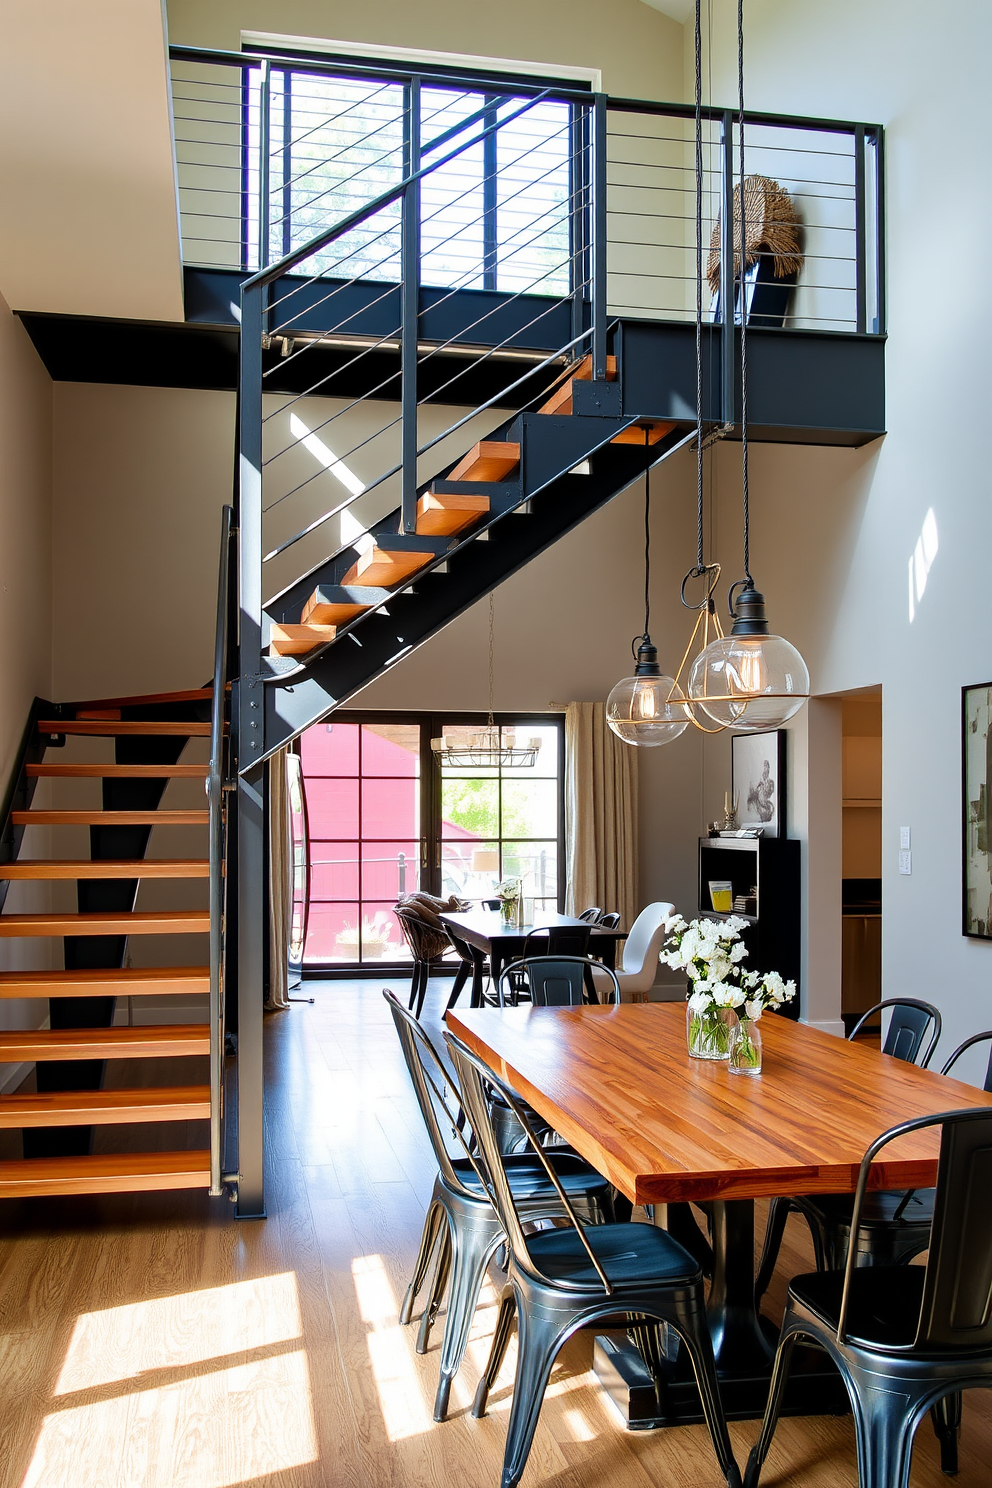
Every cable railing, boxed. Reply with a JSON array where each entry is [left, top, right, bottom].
[[171, 46, 882, 341]]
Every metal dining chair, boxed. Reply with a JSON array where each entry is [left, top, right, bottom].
[[578, 906, 603, 923], [598, 910, 621, 929], [443, 923, 487, 1012], [497, 955, 620, 1007], [755, 996, 942, 1307], [384, 991, 614, 1421], [744, 1106, 992, 1488], [447, 1035, 742, 1488], [503, 924, 593, 1005], [394, 904, 450, 1017]]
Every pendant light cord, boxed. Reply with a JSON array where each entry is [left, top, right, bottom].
[[737, 0, 753, 589], [644, 470, 651, 639], [487, 590, 496, 731], [694, 0, 705, 575]]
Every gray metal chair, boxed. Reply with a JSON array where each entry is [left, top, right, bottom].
[[755, 997, 941, 1305], [745, 1106, 992, 1488], [578, 906, 603, 922], [447, 1034, 742, 1488], [598, 910, 622, 929], [384, 990, 614, 1421]]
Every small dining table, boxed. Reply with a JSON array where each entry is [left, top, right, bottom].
[[439, 907, 627, 1005], [446, 1000, 992, 1428]]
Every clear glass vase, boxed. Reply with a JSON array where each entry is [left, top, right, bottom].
[[728, 1016, 763, 1075], [686, 1002, 732, 1060], [500, 898, 517, 925]]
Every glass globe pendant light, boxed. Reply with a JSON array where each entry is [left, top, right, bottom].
[[687, 0, 809, 732], [606, 471, 689, 747]]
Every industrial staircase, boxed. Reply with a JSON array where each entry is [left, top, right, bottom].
[[0, 690, 220, 1201], [0, 53, 885, 1219]]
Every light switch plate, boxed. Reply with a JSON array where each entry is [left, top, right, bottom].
[[900, 826, 911, 850], [899, 849, 912, 875]]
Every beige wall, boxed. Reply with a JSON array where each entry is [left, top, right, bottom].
[[0, 290, 54, 1062], [166, 0, 686, 102], [0, 0, 183, 322]]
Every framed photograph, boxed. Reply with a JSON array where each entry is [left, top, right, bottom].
[[962, 684, 992, 937], [732, 730, 786, 839]]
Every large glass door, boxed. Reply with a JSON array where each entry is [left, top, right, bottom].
[[298, 713, 564, 970]]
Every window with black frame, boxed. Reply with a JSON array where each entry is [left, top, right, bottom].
[[297, 714, 563, 969], [241, 60, 574, 294]]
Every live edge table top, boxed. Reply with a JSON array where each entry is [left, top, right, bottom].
[[446, 1002, 992, 1206]]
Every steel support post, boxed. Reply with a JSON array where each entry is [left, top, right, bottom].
[[590, 94, 608, 381], [854, 124, 867, 335], [400, 77, 421, 534], [720, 110, 736, 425], [235, 282, 266, 1219]]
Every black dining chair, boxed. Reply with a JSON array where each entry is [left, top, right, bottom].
[[443, 924, 488, 1012], [384, 992, 614, 1422], [598, 910, 622, 929], [497, 955, 620, 1007], [394, 904, 451, 1017], [755, 997, 941, 1306], [744, 1106, 992, 1488], [447, 1035, 742, 1488], [578, 906, 603, 923]]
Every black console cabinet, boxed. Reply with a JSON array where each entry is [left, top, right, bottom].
[[698, 836, 801, 1019]]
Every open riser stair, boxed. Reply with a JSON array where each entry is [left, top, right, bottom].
[[0, 691, 217, 1201]]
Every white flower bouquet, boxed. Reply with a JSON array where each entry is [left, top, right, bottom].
[[660, 912, 795, 1064], [495, 878, 522, 923]]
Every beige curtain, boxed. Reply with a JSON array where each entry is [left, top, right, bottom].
[[266, 749, 292, 1011], [564, 702, 639, 930]]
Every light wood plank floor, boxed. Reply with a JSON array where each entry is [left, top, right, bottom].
[[1, 978, 991, 1488]]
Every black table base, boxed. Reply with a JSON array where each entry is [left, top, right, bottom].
[[593, 1198, 850, 1428]]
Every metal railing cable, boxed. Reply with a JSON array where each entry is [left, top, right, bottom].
[[207, 504, 234, 1197]]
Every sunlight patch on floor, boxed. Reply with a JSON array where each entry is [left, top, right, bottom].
[[55, 1272, 303, 1394], [23, 1349, 318, 1488], [353, 1253, 435, 1441], [22, 1273, 318, 1488]]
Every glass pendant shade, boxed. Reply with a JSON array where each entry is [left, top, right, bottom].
[[606, 638, 690, 746], [687, 588, 809, 731]]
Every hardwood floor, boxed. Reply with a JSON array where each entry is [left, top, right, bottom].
[[1, 977, 990, 1488]]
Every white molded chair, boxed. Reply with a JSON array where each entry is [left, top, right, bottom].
[[592, 900, 674, 1002]]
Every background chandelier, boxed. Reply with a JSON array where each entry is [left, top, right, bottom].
[[606, 467, 690, 746], [687, 0, 809, 732], [431, 593, 541, 767]]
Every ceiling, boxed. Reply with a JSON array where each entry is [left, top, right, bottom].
[[639, 0, 695, 22]]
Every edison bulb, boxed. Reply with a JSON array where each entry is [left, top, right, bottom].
[[687, 633, 809, 730], [606, 673, 690, 745]]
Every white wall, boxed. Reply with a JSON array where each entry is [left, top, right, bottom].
[[680, 0, 992, 1068], [0, 289, 55, 1071]]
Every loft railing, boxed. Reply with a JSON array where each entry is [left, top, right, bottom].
[[170, 44, 884, 340]]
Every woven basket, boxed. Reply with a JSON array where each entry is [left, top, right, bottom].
[[707, 175, 803, 295]]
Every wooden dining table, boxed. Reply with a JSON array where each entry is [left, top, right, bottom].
[[446, 1000, 992, 1428], [439, 907, 627, 1005]]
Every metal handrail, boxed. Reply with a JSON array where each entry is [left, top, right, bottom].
[[207, 504, 234, 1197]]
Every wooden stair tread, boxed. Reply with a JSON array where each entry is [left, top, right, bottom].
[[340, 545, 433, 588], [269, 622, 336, 657], [13, 809, 208, 825], [538, 354, 618, 416], [38, 720, 212, 736], [61, 688, 214, 710], [0, 1151, 212, 1199], [447, 440, 520, 483], [415, 490, 489, 537], [0, 860, 209, 880], [0, 1025, 210, 1060], [0, 1086, 211, 1128], [27, 763, 209, 778], [0, 910, 209, 936], [610, 420, 676, 446], [0, 966, 209, 997]]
